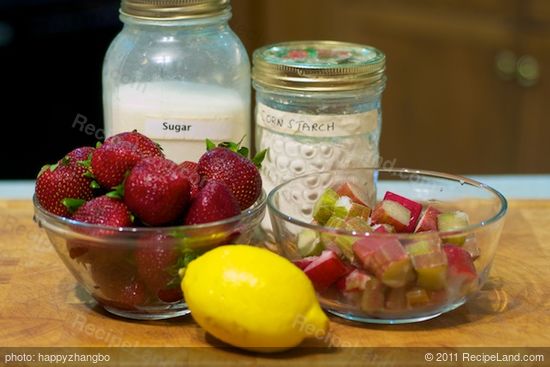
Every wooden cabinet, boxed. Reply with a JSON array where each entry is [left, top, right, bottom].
[[516, 0, 550, 172], [231, 0, 550, 173]]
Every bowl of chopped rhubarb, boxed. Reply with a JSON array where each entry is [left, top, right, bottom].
[[267, 168, 507, 323]]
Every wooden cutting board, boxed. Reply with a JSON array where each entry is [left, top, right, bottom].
[[0, 200, 549, 366]]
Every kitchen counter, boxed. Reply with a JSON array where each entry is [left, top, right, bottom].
[[3, 175, 550, 199], [1, 178, 550, 366]]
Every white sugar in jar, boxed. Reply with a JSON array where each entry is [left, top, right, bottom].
[[252, 41, 386, 197], [105, 81, 248, 161], [103, 0, 250, 162]]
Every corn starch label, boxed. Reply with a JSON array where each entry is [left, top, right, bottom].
[[256, 103, 378, 138]]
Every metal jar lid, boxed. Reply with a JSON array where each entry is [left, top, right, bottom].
[[252, 40, 386, 92], [120, 0, 230, 20]]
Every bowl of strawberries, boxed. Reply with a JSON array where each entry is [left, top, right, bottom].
[[33, 131, 266, 320], [267, 168, 507, 323]]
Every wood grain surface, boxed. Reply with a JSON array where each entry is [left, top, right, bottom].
[[0, 200, 549, 365]]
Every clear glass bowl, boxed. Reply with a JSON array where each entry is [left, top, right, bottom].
[[33, 191, 266, 320], [267, 168, 507, 324]]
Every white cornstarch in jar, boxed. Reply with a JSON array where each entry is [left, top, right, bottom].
[[252, 41, 386, 200]]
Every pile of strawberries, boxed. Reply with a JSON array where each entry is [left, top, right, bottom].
[[36, 131, 264, 226], [35, 131, 264, 309]]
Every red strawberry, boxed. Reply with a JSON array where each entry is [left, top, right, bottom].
[[88, 247, 146, 310], [90, 131, 163, 189], [116, 280, 147, 309], [105, 130, 163, 158], [177, 161, 203, 198], [124, 157, 191, 226], [64, 146, 94, 167], [157, 288, 183, 303], [72, 195, 133, 226], [184, 180, 240, 225], [35, 161, 94, 217], [135, 234, 182, 303], [179, 160, 198, 171], [198, 141, 264, 210], [90, 143, 141, 189], [93, 279, 147, 311], [67, 241, 90, 259], [67, 196, 132, 266], [62, 147, 96, 191]]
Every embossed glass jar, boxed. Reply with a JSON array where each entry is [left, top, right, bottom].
[[252, 41, 386, 198]]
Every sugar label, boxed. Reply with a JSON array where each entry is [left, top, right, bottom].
[[144, 118, 234, 141]]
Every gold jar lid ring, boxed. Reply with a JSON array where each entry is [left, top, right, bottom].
[[121, 0, 230, 20], [253, 40, 386, 92]]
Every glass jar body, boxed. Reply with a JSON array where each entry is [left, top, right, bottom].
[[103, 14, 250, 162], [254, 85, 384, 196]]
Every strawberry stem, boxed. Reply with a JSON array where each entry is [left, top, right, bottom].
[[205, 137, 268, 167], [106, 189, 122, 199], [106, 177, 126, 199], [79, 152, 95, 181], [62, 198, 86, 214]]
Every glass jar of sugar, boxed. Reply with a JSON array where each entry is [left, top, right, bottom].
[[252, 41, 386, 196], [103, 0, 250, 162]]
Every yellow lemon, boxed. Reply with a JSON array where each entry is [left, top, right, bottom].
[[181, 245, 329, 352]]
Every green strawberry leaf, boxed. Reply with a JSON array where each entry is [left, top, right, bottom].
[[60, 156, 71, 166], [237, 146, 249, 158], [78, 152, 93, 169], [169, 230, 185, 239], [106, 170, 129, 199], [252, 148, 268, 168], [106, 191, 120, 199], [37, 165, 50, 177], [218, 141, 243, 154], [206, 136, 267, 166], [62, 198, 86, 214], [209, 136, 257, 159], [95, 141, 102, 149], [49, 163, 59, 172], [90, 180, 101, 189], [206, 139, 216, 151], [106, 184, 124, 199], [79, 153, 95, 181], [166, 248, 200, 286], [179, 249, 199, 267]]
